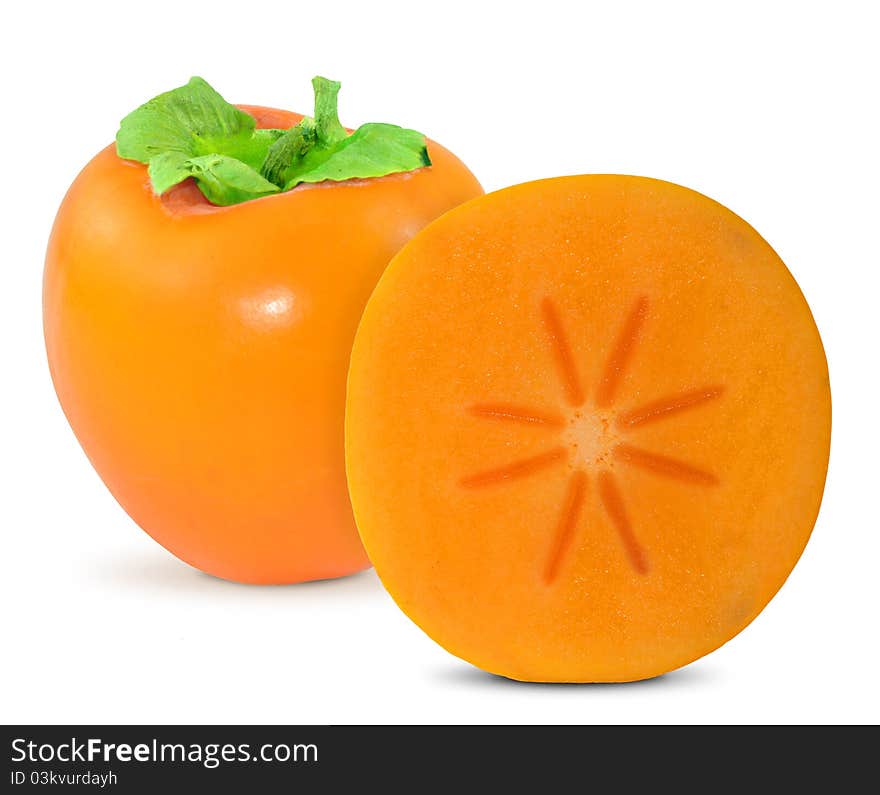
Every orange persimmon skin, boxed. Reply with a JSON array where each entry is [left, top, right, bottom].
[[346, 175, 831, 681], [43, 105, 482, 584]]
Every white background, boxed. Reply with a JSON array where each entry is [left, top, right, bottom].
[[1, 0, 877, 725]]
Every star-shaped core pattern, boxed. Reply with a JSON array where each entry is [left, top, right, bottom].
[[460, 296, 723, 583]]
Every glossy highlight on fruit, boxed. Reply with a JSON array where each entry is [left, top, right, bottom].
[[346, 175, 831, 681], [44, 103, 483, 584]]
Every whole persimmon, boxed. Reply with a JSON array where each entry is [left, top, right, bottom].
[[44, 77, 482, 583]]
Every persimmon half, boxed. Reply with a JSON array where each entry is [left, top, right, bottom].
[[44, 80, 482, 584], [346, 175, 831, 681]]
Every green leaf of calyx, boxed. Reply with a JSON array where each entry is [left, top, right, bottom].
[[283, 123, 430, 189], [184, 155, 280, 206], [261, 76, 431, 190], [116, 77, 281, 167], [116, 75, 431, 207], [147, 151, 191, 195], [116, 76, 283, 204]]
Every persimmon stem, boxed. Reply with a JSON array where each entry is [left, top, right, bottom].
[[312, 77, 347, 145]]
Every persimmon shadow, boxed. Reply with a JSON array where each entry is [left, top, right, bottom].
[[434, 662, 716, 689], [91, 550, 382, 598]]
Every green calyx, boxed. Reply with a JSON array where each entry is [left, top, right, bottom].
[[115, 76, 431, 206]]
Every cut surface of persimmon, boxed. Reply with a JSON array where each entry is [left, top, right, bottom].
[[346, 175, 831, 682]]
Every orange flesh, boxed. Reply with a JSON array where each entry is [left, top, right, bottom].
[[43, 105, 482, 584], [346, 175, 831, 681]]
